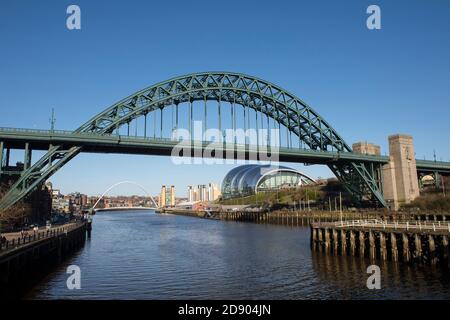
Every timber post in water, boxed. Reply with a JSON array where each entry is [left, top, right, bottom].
[[310, 220, 450, 267]]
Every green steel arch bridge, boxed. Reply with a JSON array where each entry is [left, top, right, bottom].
[[0, 72, 449, 210]]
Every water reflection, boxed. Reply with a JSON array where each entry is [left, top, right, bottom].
[[26, 211, 450, 299], [311, 249, 450, 299]]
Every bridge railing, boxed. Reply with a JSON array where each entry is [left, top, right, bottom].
[[0, 126, 358, 150], [0, 127, 392, 163], [0, 127, 74, 135]]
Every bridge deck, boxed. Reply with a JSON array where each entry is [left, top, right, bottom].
[[0, 127, 391, 164], [2, 127, 450, 173], [416, 159, 450, 173]]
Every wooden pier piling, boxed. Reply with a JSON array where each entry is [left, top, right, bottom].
[[391, 233, 398, 262], [350, 230, 356, 256], [359, 231, 366, 258], [380, 232, 387, 260], [414, 234, 422, 260], [369, 231, 376, 261], [402, 233, 410, 262], [333, 229, 339, 254], [311, 219, 450, 267], [428, 235, 437, 264], [341, 229, 347, 256]]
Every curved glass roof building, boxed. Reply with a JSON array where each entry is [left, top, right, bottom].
[[221, 164, 316, 200]]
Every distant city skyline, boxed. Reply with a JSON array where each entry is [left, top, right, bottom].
[[1, 0, 449, 195]]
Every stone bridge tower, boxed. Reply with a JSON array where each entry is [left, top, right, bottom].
[[382, 134, 420, 209], [353, 134, 420, 210]]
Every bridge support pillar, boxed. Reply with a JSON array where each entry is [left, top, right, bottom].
[[433, 171, 441, 189], [5, 146, 10, 168], [382, 134, 420, 210], [0, 141, 3, 174], [24, 142, 32, 170]]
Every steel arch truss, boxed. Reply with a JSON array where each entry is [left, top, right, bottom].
[[0, 72, 387, 210], [76, 72, 350, 152]]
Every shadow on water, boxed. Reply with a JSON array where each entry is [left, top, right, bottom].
[[1, 236, 89, 300]]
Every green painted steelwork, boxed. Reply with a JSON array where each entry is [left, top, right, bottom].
[[4, 72, 445, 210], [0, 128, 390, 163], [416, 159, 450, 174], [0, 141, 3, 175]]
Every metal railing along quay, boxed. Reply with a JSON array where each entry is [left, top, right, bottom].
[[312, 219, 450, 234], [0, 222, 86, 255]]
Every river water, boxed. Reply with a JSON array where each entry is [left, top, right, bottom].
[[26, 210, 450, 299]]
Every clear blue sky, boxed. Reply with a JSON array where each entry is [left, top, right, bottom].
[[1, 0, 449, 197]]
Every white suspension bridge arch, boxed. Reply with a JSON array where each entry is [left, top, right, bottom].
[[92, 180, 159, 210]]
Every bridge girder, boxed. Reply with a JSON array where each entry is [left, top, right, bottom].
[[0, 72, 388, 210]]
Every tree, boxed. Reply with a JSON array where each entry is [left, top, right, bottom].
[[0, 185, 33, 232]]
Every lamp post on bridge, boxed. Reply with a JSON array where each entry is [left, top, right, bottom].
[[49, 108, 56, 133]]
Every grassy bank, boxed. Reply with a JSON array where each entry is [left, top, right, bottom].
[[404, 193, 450, 211]]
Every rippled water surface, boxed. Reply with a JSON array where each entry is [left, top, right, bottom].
[[27, 210, 450, 299]]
